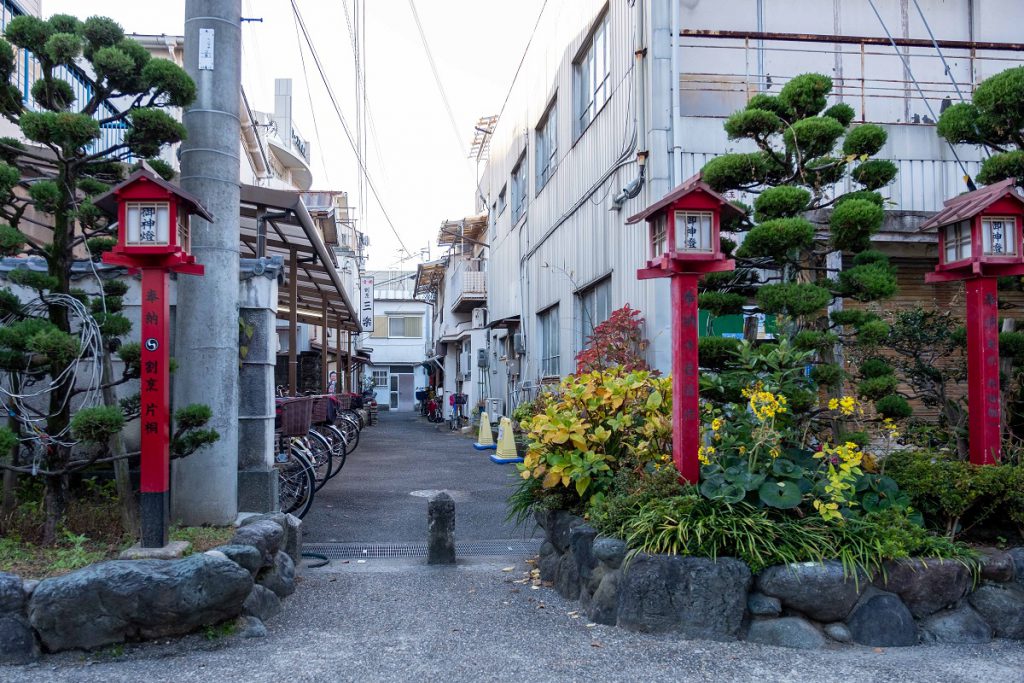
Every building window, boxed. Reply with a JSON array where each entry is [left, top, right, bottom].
[[573, 13, 610, 139], [982, 216, 1017, 256], [372, 315, 423, 338], [498, 185, 507, 215], [577, 277, 612, 350], [535, 101, 557, 193], [538, 305, 560, 377], [675, 210, 714, 252], [387, 316, 423, 338], [372, 369, 388, 387], [944, 220, 972, 262], [511, 155, 527, 225]]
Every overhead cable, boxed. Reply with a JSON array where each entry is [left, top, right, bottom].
[[289, 0, 412, 257]]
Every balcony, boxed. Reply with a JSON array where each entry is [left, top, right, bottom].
[[450, 266, 486, 314]]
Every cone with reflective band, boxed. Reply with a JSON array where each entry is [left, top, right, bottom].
[[473, 409, 496, 450], [490, 417, 523, 464]]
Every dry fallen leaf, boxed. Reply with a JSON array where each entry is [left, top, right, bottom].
[[585, 623, 597, 628], [531, 585, 540, 590], [501, 566, 516, 572], [873, 648, 885, 654], [591, 641, 603, 648]]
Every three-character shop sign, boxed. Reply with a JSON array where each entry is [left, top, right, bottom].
[[360, 275, 375, 332], [626, 174, 745, 483], [921, 177, 1024, 466], [98, 168, 213, 547]]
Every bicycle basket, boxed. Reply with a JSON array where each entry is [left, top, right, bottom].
[[334, 393, 352, 410], [310, 395, 330, 423], [276, 397, 313, 437]]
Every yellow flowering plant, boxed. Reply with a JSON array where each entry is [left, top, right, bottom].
[[515, 368, 673, 509]]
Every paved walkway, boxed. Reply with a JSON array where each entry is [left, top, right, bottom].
[[4, 412, 1024, 682], [302, 411, 534, 543]]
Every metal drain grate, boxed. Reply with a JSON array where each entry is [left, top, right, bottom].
[[304, 539, 541, 560]]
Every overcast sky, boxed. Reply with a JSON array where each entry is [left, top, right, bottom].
[[44, 0, 545, 269]]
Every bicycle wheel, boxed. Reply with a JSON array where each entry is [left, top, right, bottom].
[[312, 423, 348, 478], [302, 430, 334, 492], [336, 414, 360, 452], [277, 446, 315, 518]]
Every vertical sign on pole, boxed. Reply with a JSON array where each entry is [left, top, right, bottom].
[[360, 275, 375, 332], [139, 269, 170, 547]]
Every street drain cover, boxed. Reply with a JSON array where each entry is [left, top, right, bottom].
[[304, 539, 541, 560], [409, 489, 471, 502]]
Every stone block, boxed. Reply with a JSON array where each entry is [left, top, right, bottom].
[[968, 582, 1024, 639], [0, 571, 25, 613], [554, 550, 580, 600], [284, 514, 303, 567], [427, 493, 456, 565], [570, 525, 598, 587], [0, 613, 39, 664], [616, 554, 751, 639], [824, 622, 852, 643], [538, 542, 560, 583], [118, 541, 190, 561], [28, 554, 252, 652], [756, 561, 864, 622], [242, 584, 282, 622], [237, 615, 267, 638], [920, 604, 993, 644], [745, 617, 826, 649], [874, 558, 972, 618], [257, 551, 296, 599], [230, 519, 284, 566], [545, 511, 584, 554], [587, 569, 620, 625], [592, 538, 627, 570], [210, 544, 264, 577], [747, 592, 782, 617], [1006, 547, 1024, 586], [978, 548, 1015, 583], [846, 587, 918, 647]]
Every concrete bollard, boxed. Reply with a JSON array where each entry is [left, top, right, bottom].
[[428, 492, 456, 564]]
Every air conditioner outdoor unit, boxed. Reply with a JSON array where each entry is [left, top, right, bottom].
[[471, 307, 487, 329], [513, 332, 526, 355]]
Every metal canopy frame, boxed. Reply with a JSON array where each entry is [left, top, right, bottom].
[[239, 184, 362, 396]]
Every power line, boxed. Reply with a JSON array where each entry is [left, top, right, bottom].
[[407, 0, 469, 158], [289, 0, 412, 257], [292, 10, 332, 186]]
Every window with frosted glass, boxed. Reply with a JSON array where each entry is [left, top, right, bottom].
[[674, 210, 713, 252], [650, 215, 667, 258], [982, 216, 1016, 256], [126, 202, 170, 246]]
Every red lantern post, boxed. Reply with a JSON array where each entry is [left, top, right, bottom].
[[627, 174, 745, 482], [921, 177, 1024, 465], [97, 169, 212, 547]]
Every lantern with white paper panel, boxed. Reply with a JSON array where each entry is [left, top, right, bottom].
[[921, 177, 1024, 467]]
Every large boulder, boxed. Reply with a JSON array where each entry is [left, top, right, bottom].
[[874, 558, 972, 618], [919, 604, 993, 644], [257, 551, 296, 599], [230, 520, 284, 566], [968, 582, 1024, 639], [616, 554, 751, 639], [0, 613, 39, 664], [570, 525, 598, 601], [28, 554, 252, 652], [756, 561, 864, 622], [0, 571, 25, 613], [544, 511, 584, 554], [846, 587, 918, 647], [745, 617, 826, 649]]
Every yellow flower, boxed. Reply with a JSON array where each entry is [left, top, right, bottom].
[[710, 418, 723, 432], [828, 398, 839, 410], [738, 445, 747, 455], [838, 396, 857, 416]]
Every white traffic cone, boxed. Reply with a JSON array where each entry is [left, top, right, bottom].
[[473, 409, 496, 450], [490, 417, 523, 464]]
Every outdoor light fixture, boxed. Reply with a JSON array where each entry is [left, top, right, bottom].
[[921, 177, 1024, 466]]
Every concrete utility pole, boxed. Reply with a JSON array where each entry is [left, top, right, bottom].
[[173, 0, 242, 525]]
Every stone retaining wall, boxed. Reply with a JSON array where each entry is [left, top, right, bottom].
[[535, 509, 1024, 649], [0, 512, 302, 664]]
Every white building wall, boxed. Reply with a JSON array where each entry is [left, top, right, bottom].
[[480, 0, 1024, 403]]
